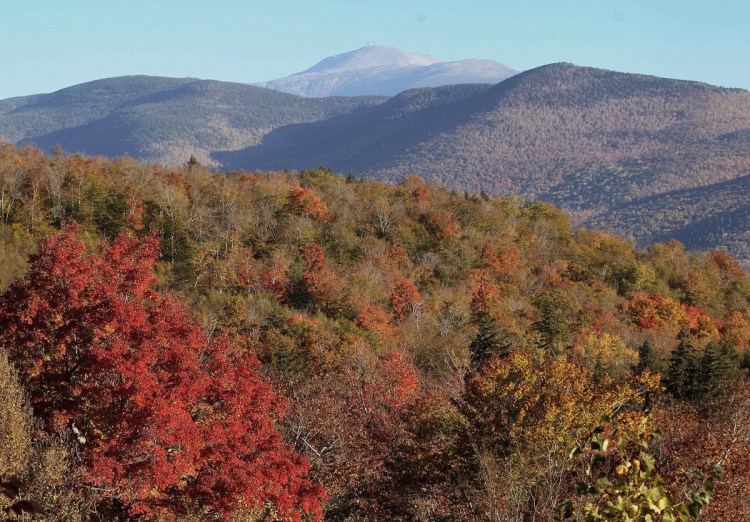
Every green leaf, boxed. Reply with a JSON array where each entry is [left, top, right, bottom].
[[640, 452, 656, 473]]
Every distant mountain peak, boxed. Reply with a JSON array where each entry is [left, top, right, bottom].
[[302, 45, 439, 74], [261, 45, 517, 97]]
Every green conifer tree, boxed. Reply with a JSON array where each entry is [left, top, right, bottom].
[[470, 312, 511, 366], [665, 332, 699, 400], [533, 290, 575, 355], [698, 341, 742, 399], [636, 339, 660, 374]]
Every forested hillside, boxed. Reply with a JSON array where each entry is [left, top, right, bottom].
[[4, 65, 750, 261], [221, 63, 750, 260], [588, 172, 750, 261], [0, 76, 386, 167], [228, 63, 750, 202], [0, 145, 748, 520]]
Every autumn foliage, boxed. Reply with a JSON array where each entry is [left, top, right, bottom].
[[1, 148, 749, 520], [286, 183, 332, 222], [0, 226, 324, 520], [388, 277, 421, 322]]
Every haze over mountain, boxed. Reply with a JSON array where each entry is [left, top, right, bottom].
[[258, 45, 517, 97], [2, 61, 750, 261]]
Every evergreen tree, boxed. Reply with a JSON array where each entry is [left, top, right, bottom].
[[719, 340, 743, 379], [533, 290, 575, 355], [698, 341, 742, 399], [742, 349, 750, 372], [698, 343, 722, 399], [470, 312, 511, 366], [636, 339, 660, 374], [664, 333, 700, 400]]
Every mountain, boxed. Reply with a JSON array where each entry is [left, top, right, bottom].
[[219, 63, 750, 260], [0, 94, 43, 114], [0, 76, 387, 166], [259, 44, 517, 97], [3, 64, 750, 261], [588, 170, 750, 261]]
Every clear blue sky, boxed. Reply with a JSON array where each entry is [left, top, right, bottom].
[[1, 0, 748, 99]]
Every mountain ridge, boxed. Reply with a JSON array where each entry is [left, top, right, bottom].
[[1, 75, 387, 166], [222, 62, 750, 259], [302, 44, 440, 72]]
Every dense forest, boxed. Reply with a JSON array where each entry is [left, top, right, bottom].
[[0, 145, 749, 520]]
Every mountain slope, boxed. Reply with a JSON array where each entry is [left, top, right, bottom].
[[588, 171, 750, 259], [259, 44, 517, 97], [222, 63, 750, 193], [221, 63, 750, 258], [3, 64, 750, 260], [0, 76, 387, 166], [0, 76, 197, 143]]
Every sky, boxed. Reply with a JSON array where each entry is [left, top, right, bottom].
[[1, 0, 748, 99]]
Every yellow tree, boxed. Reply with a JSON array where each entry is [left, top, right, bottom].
[[461, 351, 660, 520]]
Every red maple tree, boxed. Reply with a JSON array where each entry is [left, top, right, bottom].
[[0, 226, 325, 520]]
